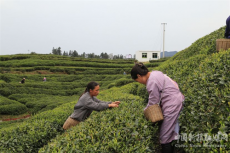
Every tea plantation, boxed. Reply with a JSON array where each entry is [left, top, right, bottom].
[[0, 26, 229, 153], [0, 56, 143, 116]]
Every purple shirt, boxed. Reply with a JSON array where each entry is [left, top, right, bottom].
[[225, 16, 230, 38], [146, 71, 185, 144]]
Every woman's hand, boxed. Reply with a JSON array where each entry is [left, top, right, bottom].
[[108, 104, 119, 108], [112, 101, 120, 105]]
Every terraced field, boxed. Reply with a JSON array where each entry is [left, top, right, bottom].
[[0, 26, 229, 153]]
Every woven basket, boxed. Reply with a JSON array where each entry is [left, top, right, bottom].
[[144, 104, 164, 123]]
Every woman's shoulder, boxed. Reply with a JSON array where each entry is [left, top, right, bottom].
[[151, 70, 164, 77], [79, 92, 91, 100]]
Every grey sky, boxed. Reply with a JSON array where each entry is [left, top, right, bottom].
[[0, 0, 229, 56]]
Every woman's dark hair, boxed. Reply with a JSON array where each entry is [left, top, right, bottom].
[[84, 81, 99, 93], [131, 62, 149, 79], [79, 81, 99, 99]]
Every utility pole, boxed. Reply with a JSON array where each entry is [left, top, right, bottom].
[[161, 23, 167, 58]]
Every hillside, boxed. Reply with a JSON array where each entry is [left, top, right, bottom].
[[155, 26, 230, 152], [0, 26, 229, 153], [0, 55, 139, 118], [0, 54, 164, 117], [0, 54, 165, 152]]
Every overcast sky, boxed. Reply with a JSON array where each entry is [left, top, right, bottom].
[[0, 0, 230, 56]]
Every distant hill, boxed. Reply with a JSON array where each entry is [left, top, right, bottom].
[[160, 51, 177, 57]]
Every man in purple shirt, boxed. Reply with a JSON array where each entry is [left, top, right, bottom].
[[225, 16, 230, 38], [131, 63, 185, 153]]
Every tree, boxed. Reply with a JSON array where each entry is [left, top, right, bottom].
[[81, 52, 86, 58], [100, 52, 109, 59], [69, 50, 72, 56], [72, 50, 78, 57], [63, 51, 68, 56], [52, 47, 62, 55], [104, 52, 109, 59], [88, 53, 95, 58], [52, 47, 57, 55], [113, 55, 118, 59], [57, 47, 62, 55], [79, 52, 86, 58], [113, 54, 124, 59], [30, 52, 37, 54]]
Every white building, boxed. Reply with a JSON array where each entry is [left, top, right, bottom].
[[135, 51, 161, 62], [108, 53, 113, 59]]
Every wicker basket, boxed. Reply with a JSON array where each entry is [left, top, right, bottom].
[[144, 104, 164, 123]]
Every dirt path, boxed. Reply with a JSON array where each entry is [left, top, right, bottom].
[[1, 114, 31, 122]]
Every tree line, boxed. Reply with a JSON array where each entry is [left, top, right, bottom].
[[52, 47, 125, 59]]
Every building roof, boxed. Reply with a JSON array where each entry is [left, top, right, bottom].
[[136, 50, 161, 52]]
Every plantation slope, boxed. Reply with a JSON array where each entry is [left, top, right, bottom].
[[0, 100, 77, 153], [153, 26, 229, 152], [168, 26, 225, 61], [39, 84, 161, 153], [0, 54, 134, 64], [0, 54, 141, 116], [109, 26, 229, 152], [0, 96, 28, 115], [0, 84, 161, 153], [0, 54, 158, 74], [175, 50, 229, 152]]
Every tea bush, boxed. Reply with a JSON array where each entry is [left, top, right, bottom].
[[0, 101, 75, 153], [173, 50, 230, 152], [0, 85, 160, 153], [114, 78, 134, 86], [8, 94, 79, 114], [153, 26, 230, 152], [0, 96, 27, 115], [39, 85, 160, 153]]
